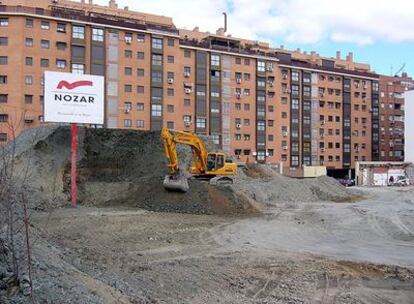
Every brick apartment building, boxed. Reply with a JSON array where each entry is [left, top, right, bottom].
[[0, 0, 411, 175], [378, 73, 413, 162]]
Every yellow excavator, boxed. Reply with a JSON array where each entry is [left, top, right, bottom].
[[161, 127, 237, 192]]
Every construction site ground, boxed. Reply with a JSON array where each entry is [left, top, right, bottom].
[[2, 127, 414, 303], [25, 186, 414, 304]]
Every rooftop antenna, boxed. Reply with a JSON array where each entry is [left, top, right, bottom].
[[222, 12, 227, 33], [394, 63, 406, 77]]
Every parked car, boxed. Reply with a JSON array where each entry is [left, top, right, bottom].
[[338, 178, 355, 187], [391, 176, 410, 186]]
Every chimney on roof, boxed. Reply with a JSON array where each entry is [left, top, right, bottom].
[[280, 45, 284, 50], [346, 52, 353, 62], [89, 0, 93, 4], [336, 51, 341, 60], [296, 48, 301, 53], [124, 6, 129, 10], [193, 26, 199, 32], [216, 27, 225, 36], [109, 0, 118, 9]]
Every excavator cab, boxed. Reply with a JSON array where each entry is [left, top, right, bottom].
[[206, 152, 236, 175]]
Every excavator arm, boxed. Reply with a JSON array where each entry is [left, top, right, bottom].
[[161, 128, 209, 191], [161, 127, 209, 175]]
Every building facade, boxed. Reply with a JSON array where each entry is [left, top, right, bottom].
[[0, 0, 408, 174], [378, 73, 414, 162]]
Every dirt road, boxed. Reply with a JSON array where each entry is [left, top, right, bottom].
[[23, 186, 414, 304]]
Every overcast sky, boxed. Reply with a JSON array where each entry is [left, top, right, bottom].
[[90, 0, 413, 76]]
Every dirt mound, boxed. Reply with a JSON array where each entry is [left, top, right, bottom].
[[234, 164, 356, 205], [12, 126, 259, 215]]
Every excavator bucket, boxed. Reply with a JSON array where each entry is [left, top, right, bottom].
[[163, 174, 189, 192]]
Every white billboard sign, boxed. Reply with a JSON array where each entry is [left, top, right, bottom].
[[44, 71, 104, 124]]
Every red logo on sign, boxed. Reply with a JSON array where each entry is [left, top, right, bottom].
[[57, 80, 93, 90]]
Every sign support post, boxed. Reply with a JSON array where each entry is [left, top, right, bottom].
[[71, 123, 78, 208]]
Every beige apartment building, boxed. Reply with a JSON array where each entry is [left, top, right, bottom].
[[0, 0, 406, 175]]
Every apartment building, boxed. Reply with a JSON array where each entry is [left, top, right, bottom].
[[378, 73, 414, 161], [0, 0, 403, 175]]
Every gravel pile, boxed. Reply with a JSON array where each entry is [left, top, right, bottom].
[[232, 163, 356, 205]]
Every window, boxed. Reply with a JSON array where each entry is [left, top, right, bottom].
[[235, 103, 241, 111], [196, 118, 206, 129], [291, 156, 299, 166], [167, 55, 174, 63], [184, 99, 191, 107], [124, 32, 133, 43], [152, 54, 163, 66], [179, 68, 191, 79], [124, 67, 132, 75], [0, 56, 7, 65], [152, 104, 162, 117], [92, 28, 104, 41], [183, 115, 192, 123], [25, 76, 32, 85], [291, 85, 299, 96], [125, 50, 132, 58], [57, 23, 66, 33], [184, 50, 191, 58], [0, 37, 7, 46], [244, 58, 250, 65], [257, 121, 265, 131], [268, 120, 274, 127], [40, 58, 49, 68], [167, 38, 175, 47], [72, 25, 85, 39], [41, 40, 49, 49], [244, 103, 250, 111], [71, 64, 84, 74], [152, 38, 163, 50], [24, 95, 33, 104], [25, 57, 33, 66], [0, 114, 9, 122], [291, 71, 299, 81], [0, 76, 7, 84], [25, 38, 33, 47], [0, 94, 7, 103], [209, 54, 220, 67], [137, 86, 144, 93], [167, 88, 174, 96], [124, 119, 132, 128], [25, 18, 33, 28], [124, 102, 132, 112], [257, 61, 265, 72], [136, 120, 144, 128], [56, 41, 67, 50], [292, 98, 299, 109], [137, 51, 145, 59], [167, 105, 174, 113], [244, 134, 251, 141], [136, 103, 144, 111], [0, 18, 8, 27], [137, 68, 144, 77], [167, 71, 174, 81], [135, 33, 145, 42], [124, 84, 132, 92], [41, 21, 50, 30]]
